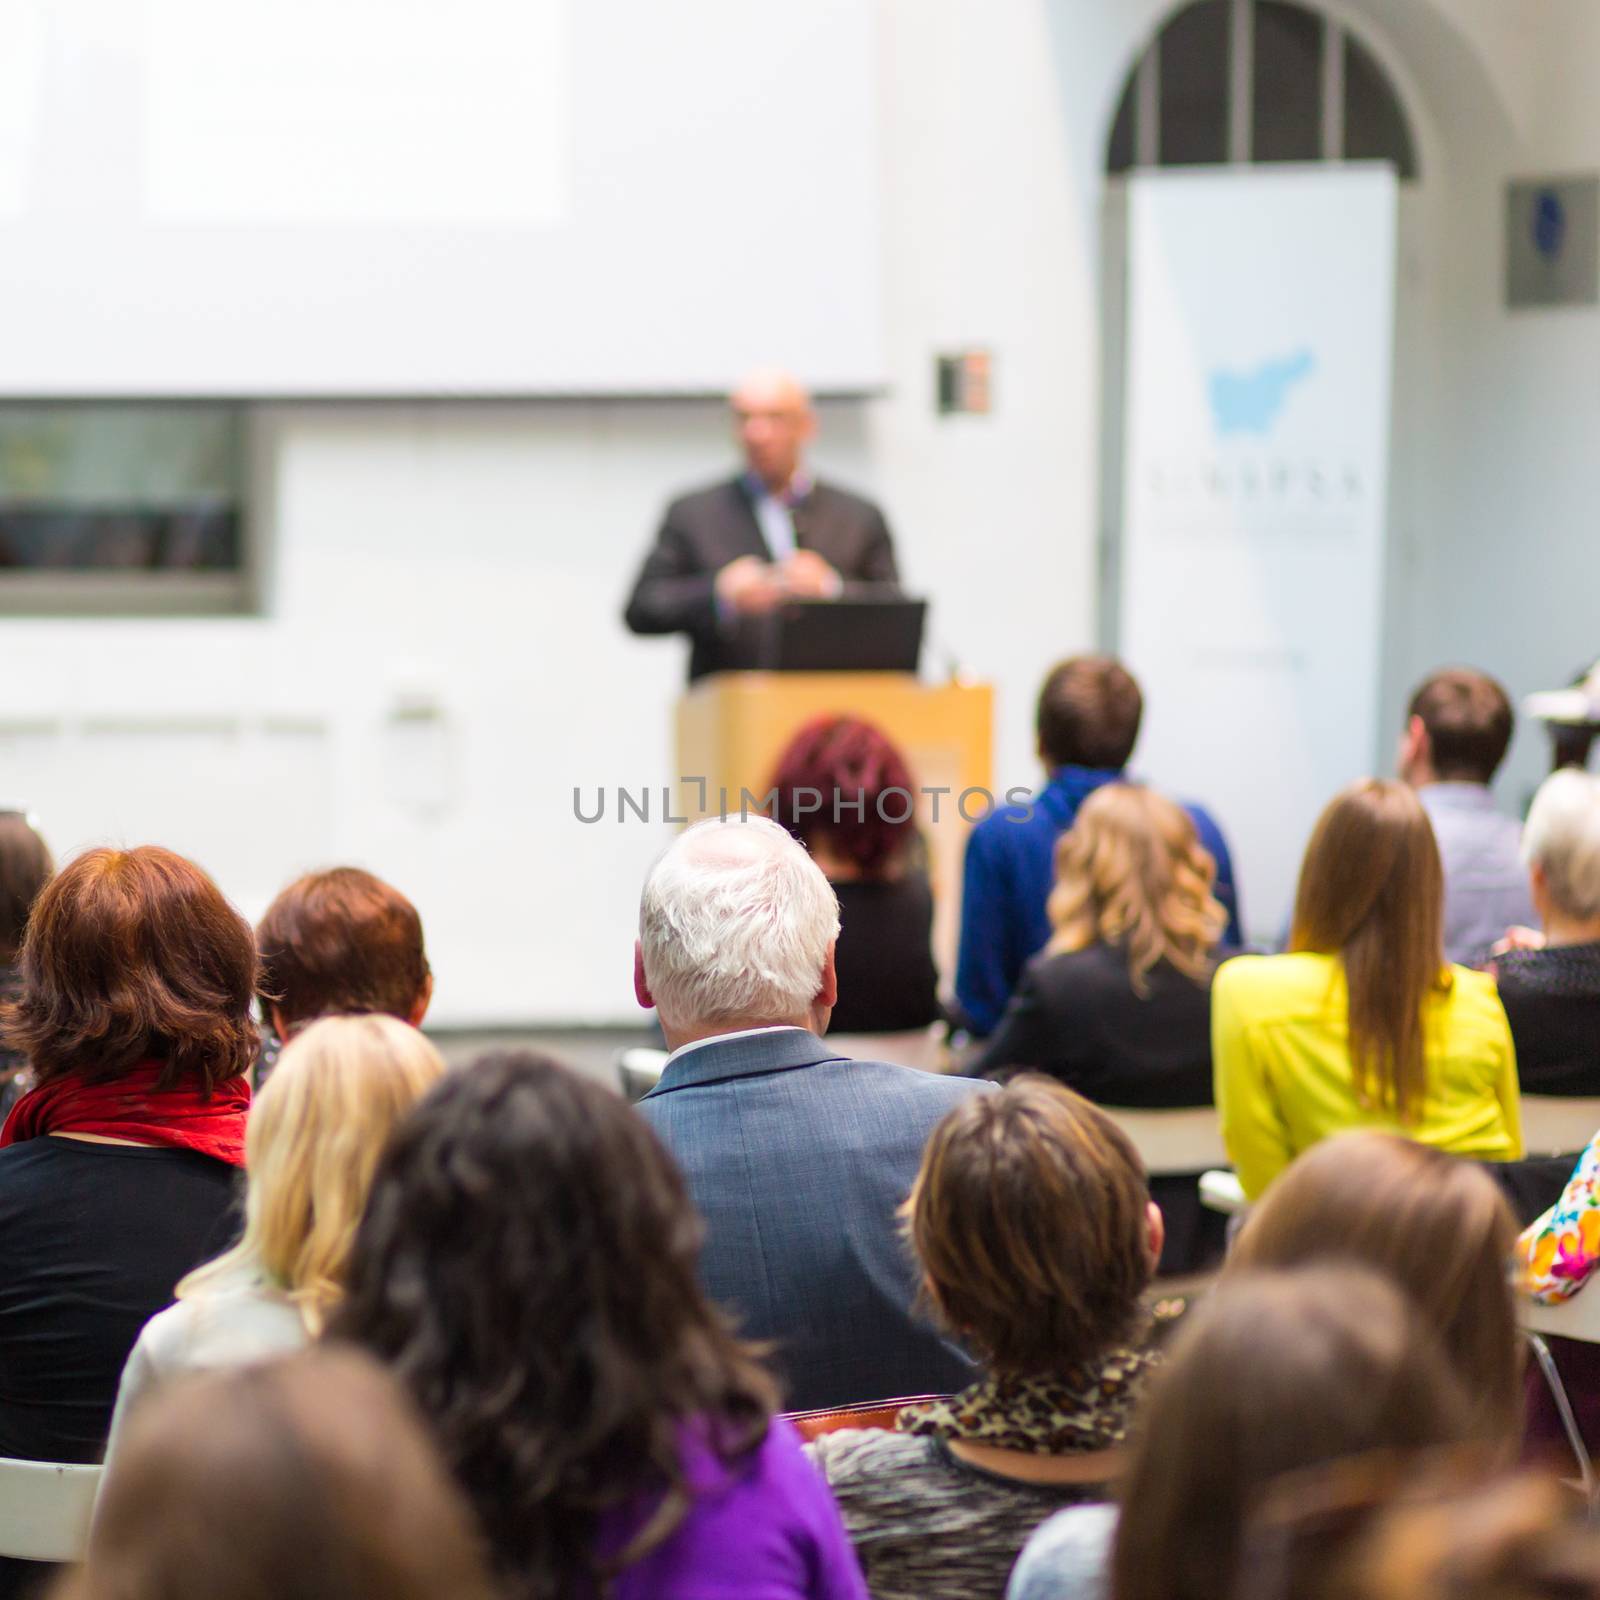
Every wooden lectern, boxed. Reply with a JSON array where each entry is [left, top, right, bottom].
[[675, 673, 994, 976]]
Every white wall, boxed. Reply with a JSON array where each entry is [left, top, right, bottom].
[[4, 0, 1591, 1021]]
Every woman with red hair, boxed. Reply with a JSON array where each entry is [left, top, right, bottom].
[[770, 716, 941, 1036], [0, 846, 256, 1487]]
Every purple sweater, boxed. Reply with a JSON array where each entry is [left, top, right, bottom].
[[593, 1418, 867, 1600]]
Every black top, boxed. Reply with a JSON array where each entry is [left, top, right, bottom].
[[0, 1137, 239, 1462], [1494, 942, 1600, 1096], [830, 874, 942, 1035], [969, 942, 1214, 1108]]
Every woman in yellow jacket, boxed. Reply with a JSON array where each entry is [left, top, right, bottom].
[[1213, 778, 1522, 1200]]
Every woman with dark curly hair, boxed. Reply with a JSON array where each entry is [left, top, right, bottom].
[[770, 715, 940, 1037], [333, 1051, 868, 1600]]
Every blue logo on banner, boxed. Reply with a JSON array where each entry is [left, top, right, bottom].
[[1208, 349, 1315, 436]]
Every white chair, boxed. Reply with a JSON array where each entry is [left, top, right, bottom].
[[1198, 1169, 1249, 1216], [1519, 1096, 1600, 1159], [1100, 1107, 1229, 1176], [1524, 1287, 1600, 1345], [616, 1047, 669, 1101], [0, 1457, 100, 1563]]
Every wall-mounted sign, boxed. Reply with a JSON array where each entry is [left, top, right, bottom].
[[1507, 176, 1599, 309], [935, 350, 993, 415]]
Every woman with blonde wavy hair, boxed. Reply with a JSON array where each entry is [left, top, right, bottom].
[[100, 1014, 445, 1473], [971, 782, 1225, 1109]]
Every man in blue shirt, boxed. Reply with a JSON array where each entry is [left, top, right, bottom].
[[954, 655, 1242, 1036]]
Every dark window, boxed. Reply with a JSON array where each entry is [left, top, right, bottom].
[[1252, 2, 1322, 162], [1159, 1, 1230, 166], [0, 406, 251, 615], [1343, 29, 1417, 180], [1107, 73, 1137, 175], [1107, 1, 1417, 182]]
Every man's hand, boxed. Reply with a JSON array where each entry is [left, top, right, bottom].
[[714, 555, 783, 616], [780, 549, 843, 600], [1489, 924, 1546, 959]]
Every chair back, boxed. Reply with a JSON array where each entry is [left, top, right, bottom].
[[1519, 1097, 1600, 1160], [785, 1395, 944, 1443], [617, 1047, 669, 1102], [0, 1457, 100, 1562], [1103, 1106, 1228, 1176]]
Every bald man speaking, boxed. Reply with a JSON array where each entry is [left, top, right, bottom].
[[623, 369, 901, 681]]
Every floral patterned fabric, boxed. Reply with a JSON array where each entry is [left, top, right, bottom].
[[1521, 1136, 1600, 1303]]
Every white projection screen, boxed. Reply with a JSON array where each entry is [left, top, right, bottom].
[[0, 0, 883, 396]]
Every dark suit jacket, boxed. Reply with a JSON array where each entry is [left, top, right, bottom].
[[637, 1027, 988, 1410], [969, 942, 1215, 1108], [623, 476, 900, 680]]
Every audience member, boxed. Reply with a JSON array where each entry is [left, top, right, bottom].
[[955, 656, 1239, 1037], [56, 1349, 498, 1600], [1009, 1267, 1479, 1600], [102, 1015, 446, 1472], [969, 784, 1223, 1106], [809, 1079, 1159, 1600], [1229, 1132, 1522, 1447], [0, 811, 51, 1117], [1213, 779, 1521, 1199], [0, 847, 256, 1466], [1287, 1470, 1600, 1600], [634, 815, 987, 1409], [1399, 667, 1534, 965], [771, 715, 941, 1036], [0, 847, 256, 1600], [256, 866, 432, 1044], [1490, 768, 1600, 1094], [335, 1051, 869, 1600]]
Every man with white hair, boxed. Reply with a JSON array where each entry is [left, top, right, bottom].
[[623, 368, 901, 681], [634, 814, 988, 1410]]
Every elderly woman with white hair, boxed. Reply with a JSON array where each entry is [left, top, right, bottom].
[[1491, 767, 1600, 1096]]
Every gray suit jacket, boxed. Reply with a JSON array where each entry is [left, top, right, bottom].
[[622, 476, 900, 681], [638, 1027, 990, 1411]]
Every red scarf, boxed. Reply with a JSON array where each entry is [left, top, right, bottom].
[[0, 1059, 250, 1167]]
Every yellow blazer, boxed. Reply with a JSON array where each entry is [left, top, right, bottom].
[[1213, 950, 1522, 1200]]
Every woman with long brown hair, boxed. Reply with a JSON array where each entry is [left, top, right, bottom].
[[1228, 1131, 1523, 1447], [1212, 779, 1520, 1198], [970, 782, 1225, 1106], [1008, 1266, 1483, 1600], [60, 1349, 498, 1600]]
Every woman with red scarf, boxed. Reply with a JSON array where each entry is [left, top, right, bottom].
[[0, 846, 254, 1489]]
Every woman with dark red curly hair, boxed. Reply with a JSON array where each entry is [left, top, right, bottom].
[[0, 846, 255, 1491], [769, 716, 941, 1035]]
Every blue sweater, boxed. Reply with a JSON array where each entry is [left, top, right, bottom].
[[954, 767, 1241, 1036]]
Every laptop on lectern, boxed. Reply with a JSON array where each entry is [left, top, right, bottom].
[[737, 594, 926, 673]]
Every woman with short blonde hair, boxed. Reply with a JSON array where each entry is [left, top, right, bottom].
[[1213, 779, 1521, 1199], [970, 783, 1226, 1109], [102, 1014, 445, 1470]]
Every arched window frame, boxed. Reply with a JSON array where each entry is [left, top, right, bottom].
[[1106, 0, 1417, 180]]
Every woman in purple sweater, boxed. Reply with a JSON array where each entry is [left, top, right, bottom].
[[333, 1050, 866, 1600]]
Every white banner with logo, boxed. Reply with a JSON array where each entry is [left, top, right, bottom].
[[1116, 165, 1398, 943]]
